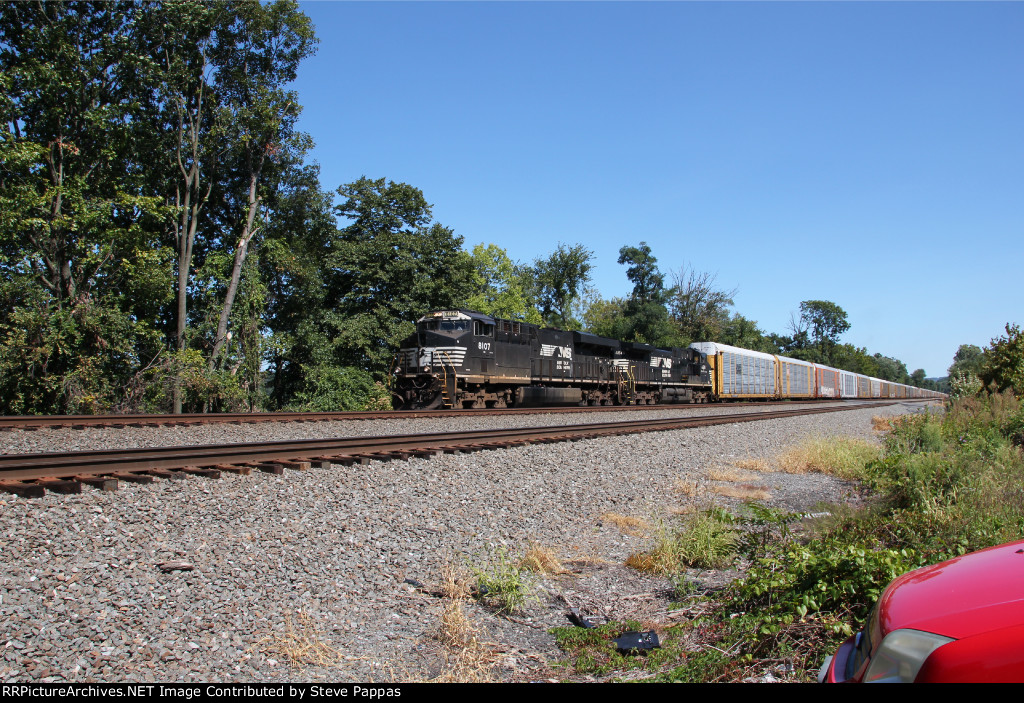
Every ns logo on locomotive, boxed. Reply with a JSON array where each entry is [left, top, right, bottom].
[[391, 310, 946, 410]]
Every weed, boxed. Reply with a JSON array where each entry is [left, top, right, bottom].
[[707, 467, 755, 482], [430, 600, 497, 683], [470, 547, 533, 615], [551, 620, 681, 678], [600, 512, 650, 536], [775, 436, 881, 479], [710, 484, 771, 501], [518, 542, 566, 574], [254, 611, 341, 669], [733, 457, 773, 473], [673, 478, 703, 497], [627, 511, 738, 574]]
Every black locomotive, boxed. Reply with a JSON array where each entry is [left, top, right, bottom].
[[392, 309, 712, 410]]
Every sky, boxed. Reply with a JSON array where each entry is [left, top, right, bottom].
[[289, 1, 1023, 378]]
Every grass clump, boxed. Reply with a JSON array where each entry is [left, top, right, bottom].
[[518, 542, 566, 574], [469, 547, 533, 615], [429, 564, 498, 683], [626, 510, 738, 573], [774, 436, 881, 479], [710, 483, 771, 501], [600, 512, 650, 536], [254, 611, 341, 669]]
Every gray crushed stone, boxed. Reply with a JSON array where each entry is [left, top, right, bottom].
[[0, 401, 937, 682]]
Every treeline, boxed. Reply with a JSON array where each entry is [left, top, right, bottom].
[[945, 325, 1024, 398], [0, 2, 952, 415]]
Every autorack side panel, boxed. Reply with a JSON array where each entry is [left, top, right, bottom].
[[692, 342, 777, 399], [857, 375, 871, 398], [777, 355, 815, 399], [839, 370, 858, 398], [816, 364, 842, 398]]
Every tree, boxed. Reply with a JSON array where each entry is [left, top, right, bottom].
[[465, 243, 541, 323], [872, 354, 910, 384], [720, 314, 771, 353], [326, 177, 475, 374], [0, 1, 170, 413], [579, 290, 628, 340], [532, 243, 593, 329], [669, 265, 735, 344], [910, 369, 927, 387], [948, 344, 985, 379], [797, 300, 850, 365], [980, 323, 1024, 394], [616, 242, 679, 347]]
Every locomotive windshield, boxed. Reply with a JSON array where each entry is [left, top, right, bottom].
[[419, 320, 469, 333]]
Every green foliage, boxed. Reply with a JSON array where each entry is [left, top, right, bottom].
[[551, 620, 686, 678], [532, 243, 593, 329], [627, 511, 738, 573], [464, 243, 541, 323], [797, 300, 850, 365], [579, 292, 628, 340], [614, 242, 681, 347], [469, 548, 533, 616], [949, 343, 986, 379], [286, 365, 391, 412], [980, 323, 1024, 394], [325, 177, 476, 375], [734, 541, 914, 630], [668, 266, 736, 345]]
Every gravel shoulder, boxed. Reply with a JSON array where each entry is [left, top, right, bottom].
[[0, 402, 935, 683]]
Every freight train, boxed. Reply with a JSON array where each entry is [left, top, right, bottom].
[[391, 309, 945, 410]]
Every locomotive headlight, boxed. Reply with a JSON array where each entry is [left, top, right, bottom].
[[422, 365, 431, 373]]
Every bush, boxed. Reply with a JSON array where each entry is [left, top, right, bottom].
[[286, 364, 391, 411]]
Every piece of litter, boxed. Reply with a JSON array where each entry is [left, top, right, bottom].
[[156, 561, 194, 573], [613, 630, 660, 653]]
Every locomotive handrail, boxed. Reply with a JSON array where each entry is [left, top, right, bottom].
[[436, 349, 457, 409]]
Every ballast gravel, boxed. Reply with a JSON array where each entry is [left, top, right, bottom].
[[0, 402, 936, 683]]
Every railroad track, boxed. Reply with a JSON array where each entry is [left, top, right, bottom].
[[0, 400, 925, 498], [0, 398, 893, 431]]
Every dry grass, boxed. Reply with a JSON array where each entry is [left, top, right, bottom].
[[710, 484, 772, 501], [428, 567, 498, 683], [872, 415, 895, 431], [518, 542, 567, 574], [673, 477, 703, 497], [708, 466, 759, 482], [600, 512, 651, 536], [438, 562, 472, 600], [774, 436, 880, 479], [733, 457, 773, 473], [254, 611, 341, 668]]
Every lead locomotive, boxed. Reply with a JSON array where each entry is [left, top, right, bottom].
[[392, 309, 712, 410]]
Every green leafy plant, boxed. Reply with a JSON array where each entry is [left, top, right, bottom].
[[469, 547, 533, 616]]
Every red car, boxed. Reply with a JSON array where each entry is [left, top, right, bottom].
[[819, 539, 1024, 683]]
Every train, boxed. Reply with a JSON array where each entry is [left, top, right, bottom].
[[391, 309, 945, 410]]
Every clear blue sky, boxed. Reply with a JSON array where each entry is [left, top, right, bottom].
[[290, 1, 1023, 378]]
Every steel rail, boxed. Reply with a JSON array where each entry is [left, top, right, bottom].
[[0, 398, 934, 430], [0, 401, 918, 484]]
